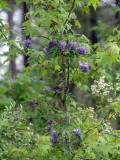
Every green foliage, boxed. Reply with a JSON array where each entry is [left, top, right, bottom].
[[0, 0, 120, 159], [0, 104, 52, 159]]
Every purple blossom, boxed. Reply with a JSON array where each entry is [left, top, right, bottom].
[[78, 61, 91, 73], [78, 45, 86, 55], [46, 125, 52, 132], [43, 86, 51, 91], [53, 85, 61, 94], [34, 99, 38, 104], [14, 104, 18, 110], [51, 130, 59, 146], [23, 39, 32, 48], [68, 41, 77, 50], [39, 77, 44, 81], [73, 129, 82, 138], [58, 41, 66, 51], [47, 119, 55, 125], [46, 39, 56, 53], [29, 101, 34, 108]]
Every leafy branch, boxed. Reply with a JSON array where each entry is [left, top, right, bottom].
[[0, 29, 25, 55], [63, 0, 76, 34]]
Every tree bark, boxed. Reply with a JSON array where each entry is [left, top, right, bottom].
[[22, 2, 30, 67], [8, 1, 17, 77], [90, 7, 98, 44], [115, 0, 120, 29]]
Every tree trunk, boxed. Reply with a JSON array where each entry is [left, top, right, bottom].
[[22, 2, 30, 67], [8, 1, 17, 77], [90, 6, 98, 44], [115, 0, 120, 29]]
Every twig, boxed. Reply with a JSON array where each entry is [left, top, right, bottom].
[[64, 0, 76, 26], [100, 109, 112, 125], [0, 30, 25, 54], [45, 99, 56, 112], [85, 109, 113, 135], [34, 35, 50, 40], [62, 0, 76, 34], [62, 53, 66, 109], [78, 157, 96, 160], [66, 58, 70, 93]]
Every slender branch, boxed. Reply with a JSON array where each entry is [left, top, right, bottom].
[[45, 99, 56, 112], [0, 30, 25, 54], [64, 0, 76, 26], [62, 53, 66, 109], [70, 137, 77, 143], [100, 109, 112, 125], [85, 109, 113, 135], [78, 157, 96, 160], [66, 58, 70, 93], [34, 35, 50, 40]]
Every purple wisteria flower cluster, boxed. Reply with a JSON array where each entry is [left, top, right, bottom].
[[46, 119, 55, 132], [68, 41, 86, 55], [51, 130, 59, 146], [46, 39, 56, 52], [53, 85, 61, 95], [47, 119, 55, 125], [46, 120, 59, 146], [43, 86, 51, 91], [46, 125, 52, 132], [29, 99, 39, 108], [78, 45, 86, 55], [23, 39, 32, 48], [78, 61, 91, 73], [73, 129, 82, 138], [46, 39, 91, 72], [68, 41, 77, 51], [46, 39, 87, 55], [58, 41, 66, 51]]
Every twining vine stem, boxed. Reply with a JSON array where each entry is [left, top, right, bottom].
[[34, 35, 50, 40], [64, 0, 76, 26], [62, 0, 76, 34]]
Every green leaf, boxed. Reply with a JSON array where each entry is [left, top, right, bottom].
[[0, 1, 8, 8], [81, 6, 89, 14], [88, 0, 101, 10], [74, 20, 81, 29], [3, 57, 11, 64], [55, 65, 61, 71], [22, 20, 31, 27]]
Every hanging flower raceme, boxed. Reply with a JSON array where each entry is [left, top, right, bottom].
[[46, 125, 52, 132], [34, 99, 38, 104], [68, 41, 77, 51], [46, 119, 55, 132], [43, 86, 51, 91], [58, 41, 66, 51], [53, 85, 61, 95], [78, 45, 86, 55], [78, 61, 91, 73], [51, 130, 59, 146], [23, 39, 32, 48], [29, 101, 34, 108], [73, 129, 82, 138], [46, 39, 56, 53], [47, 119, 55, 125]]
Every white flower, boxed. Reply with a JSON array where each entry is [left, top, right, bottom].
[[108, 98, 112, 103], [103, 90, 109, 96], [116, 73, 120, 81]]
